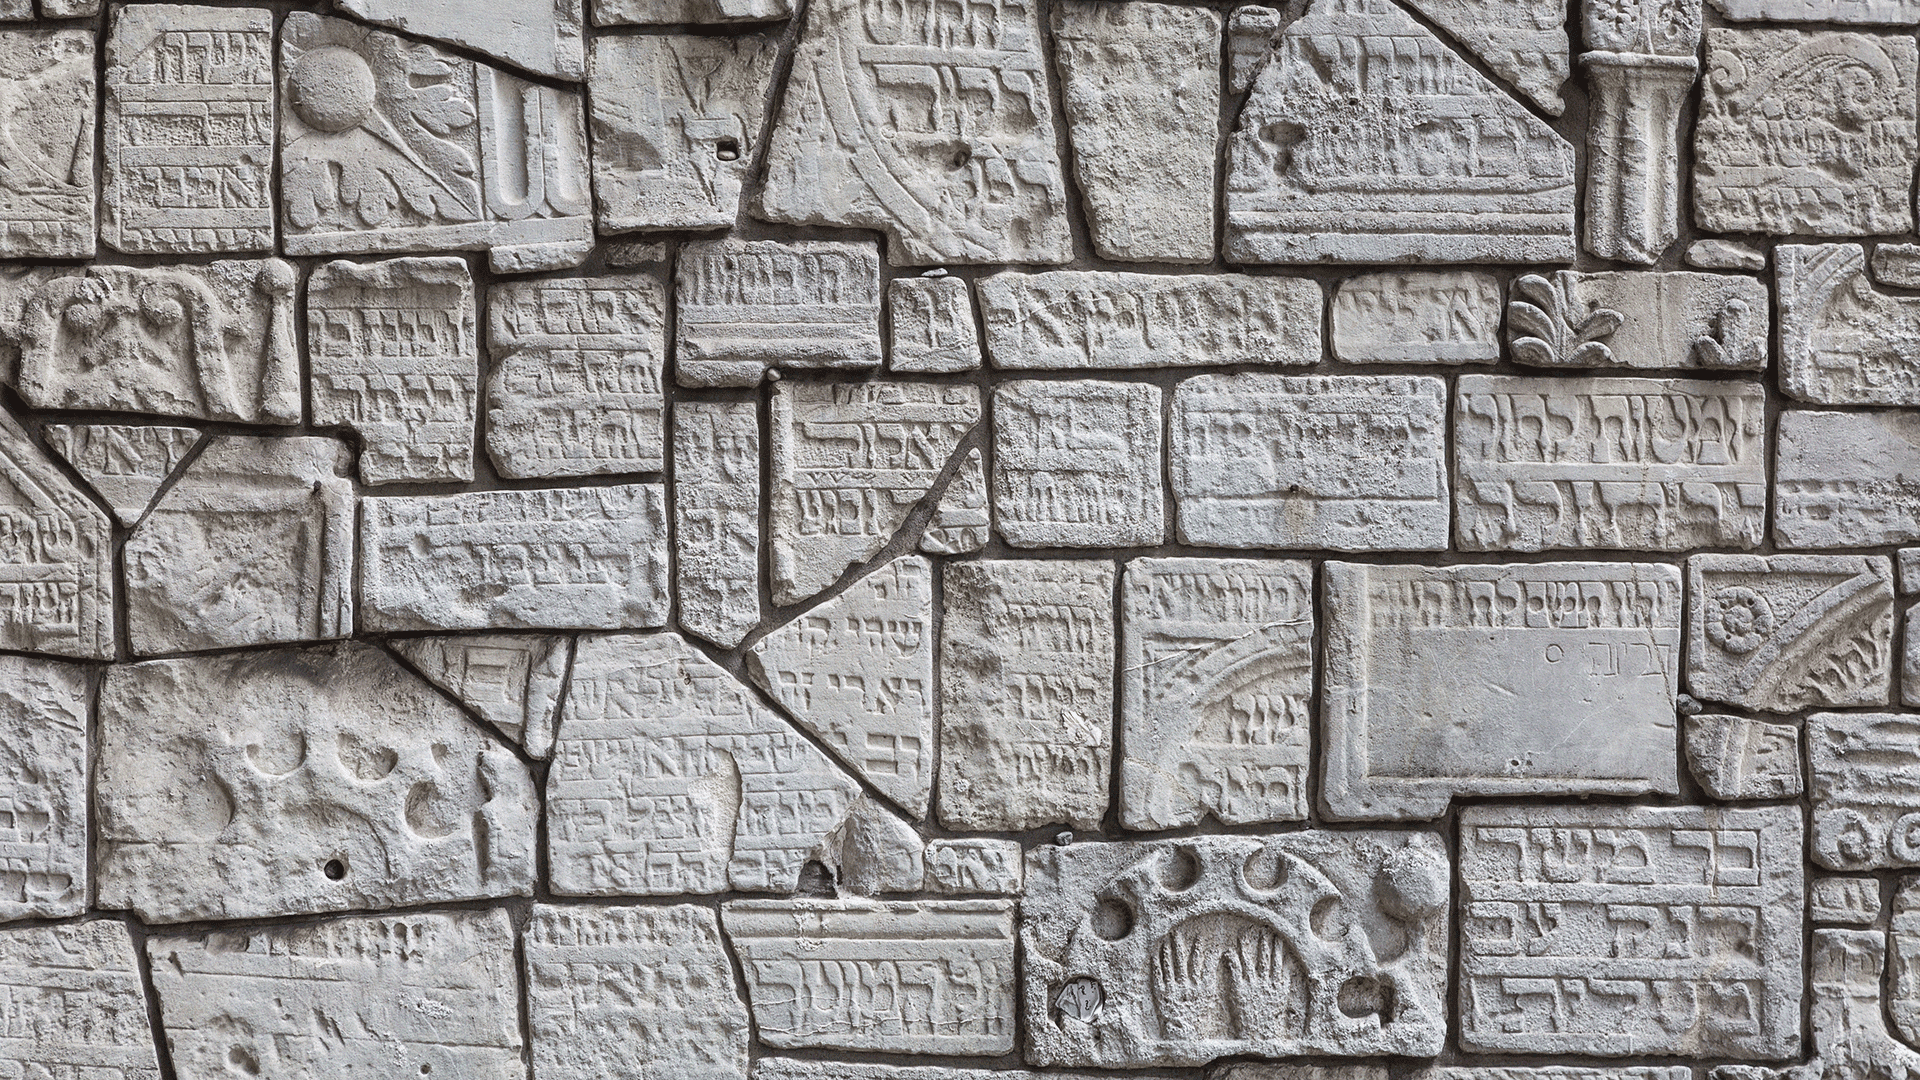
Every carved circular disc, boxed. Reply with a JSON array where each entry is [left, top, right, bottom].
[[288, 46, 376, 133]]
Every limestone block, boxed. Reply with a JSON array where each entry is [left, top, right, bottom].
[[1685, 713, 1803, 801], [1173, 374, 1449, 551], [391, 634, 572, 758], [756, 1065, 1183, 1080], [1323, 561, 1681, 820], [336, 0, 584, 81], [1024, 833, 1449, 1066], [1777, 410, 1920, 547], [1695, 29, 1917, 236], [925, 839, 1023, 896], [1904, 549, 1920, 593], [1405, 0, 1569, 114], [1506, 270, 1767, 370], [486, 273, 665, 478], [1226, 0, 1575, 263], [993, 380, 1163, 548], [42, 424, 199, 527], [772, 381, 976, 605], [6, 260, 299, 423], [95, 642, 537, 923], [813, 793, 925, 895], [0, 921, 159, 1079], [0, 405, 113, 660], [547, 632, 863, 896], [1874, 243, 1920, 287], [1052, 3, 1220, 263], [1709, 0, 1920, 16], [1689, 239, 1766, 270], [890, 276, 980, 373], [1331, 271, 1500, 364], [1460, 803, 1802, 1057], [589, 34, 776, 232], [1906, 607, 1920, 707], [150, 909, 524, 1078], [676, 401, 760, 648], [1810, 712, 1920, 870], [1120, 558, 1314, 830], [103, 6, 273, 254], [526, 904, 749, 1080], [596, 0, 787, 24], [309, 257, 476, 485], [1892, 879, 1920, 1044], [723, 899, 1016, 1054], [1455, 375, 1766, 552], [758, 0, 1070, 266], [1811, 876, 1883, 926], [750, 555, 934, 818], [1580, 0, 1699, 265], [978, 272, 1320, 370], [940, 560, 1115, 832], [921, 448, 990, 555], [677, 238, 882, 387], [1226, 7, 1282, 94], [1707, 931, 1920, 1080], [1219, 1066, 1390, 1080], [280, 14, 592, 268], [1781, 244, 1920, 406], [361, 484, 668, 632], [0, 656, 87, 921], [124, 436, 354, 655], [0, 31, 93, 258], [1418, 1071, 1688, 1080], [1688, 554, 1894, 712]]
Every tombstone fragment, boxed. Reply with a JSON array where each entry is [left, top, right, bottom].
[[0, 31, 93, 258], [1688, 555, 1894, 712], [95, 642, 537, 922], [1332, 271, 1500, 364], [42, 425, 198, 528], [1780, 245, 1920, 405], [1506, 271, 1768, 369], [978, 271, 1320, 369], [0, 656, 87, 921], [486, 273, 665, 478], [921, 448, 989, 555], [924, 839, 1024, 896], [1711, 931, 1920, 1080], [1404, 0, 1569, 113], [0, 406, 113, 660], [336, 0, 585, 80], [361, 484, 669, 632], [124, 436, 354, 655], [1776, 410, 1920, 547], [1685, 713, 1803, 800], [890, 276, 980, 373], [1810, 713, 1920, 870], [1811, 876, 1883, 926], [1905, 607, 1920, 707], [1581, 0, 1700, 263], [676, 401, 759, 647], [812, 794, 924, 895], [993, 380, 1163, 548], [1024, 833, 1450, 1065], [1417, 1070, 1689, 1080], [597, 0, 787, 23], [676, 238, 882, 387], [391, 634, 572, 758], [1689, 238, 1767, 270], [1873, 243, 1920, 287], [0, 921, 160, 1078]]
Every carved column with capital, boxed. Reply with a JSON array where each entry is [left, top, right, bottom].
[[1582, 0, 1702, 264]]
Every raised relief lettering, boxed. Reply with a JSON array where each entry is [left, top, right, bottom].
[[1780, 244, 1920, 405], [1332, 271, 1500, 364], [994, 380, 1163, 548], [677, 238, 883, 387], [0, 30, 93, 258], [890, 275, 980, 373], [1402, 0, 1570, 113], [391, 634, 573, 759], [42, 424, 200, 527], [0, 922, 160, 1078], [1686, 713, 1804, 801], [1776, 410, 1920, 547], [1688, 554, 1894, 712], [1810, 713, 1920, 870], [0, 656, 87, 921], [921, 447, 990, 555], [924, 838, 1024, 896], [0, 405, 113, 660], [978, 271, 1320, 369], [1811, 876, 1883, 926]]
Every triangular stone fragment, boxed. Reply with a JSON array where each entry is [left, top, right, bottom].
[[332, 0, 584, 81], [42, 424, 200, 527], [921, 448, 988, 556], [1402, 0, 1569, 114], [392, 634, 572, 758], [749, 555, 934, 819]]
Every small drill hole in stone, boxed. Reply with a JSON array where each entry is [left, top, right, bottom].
[[715, 137, 740, 161], [324, 858, 347, 881]]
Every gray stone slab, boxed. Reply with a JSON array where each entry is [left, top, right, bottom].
[[1706, 931, 1916, 1080], [1580, 0, 1699, 264], [1407, 0, 1569, 113], [1810, 712, 1920, 870], [595, 0, 786, 24], [1688, 554, 1894, 712], [676, 238, 882, 387], [0, 31, 93, 258], [1781, 245, 1920, 406], [1872, 243, 1920, 288], [336, 0, 584, 81], [1811, 876, 1883, 926], [676, 401, 760, 648], [1332, 271, 1500, 364], [1689, 239, 1766, 270], [993, 380, 1163, 548], [978, 271, 1320, 370], [1709, 0, 1920, 22], [391, 633, 572, 758], [0, 405, 113, 660], [0, 656, 88, 921], [0, 921, 159, 1079], [921, 447, 990, 555], [1685, 713, 1803, 801], [42, 424, 200, 527], [1777, 410, 1920, 547], [1507, 270, 1766, 369], [889, 276, 980, 374], [1891, 878, 1920, 1045], [924, 839, 1023, 896]]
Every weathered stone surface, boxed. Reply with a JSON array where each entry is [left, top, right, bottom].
[[1781, 244, 1920, 406], [1686, 713, 1803, 801], [1777, 410, 1920, 547], [890, 276, 980, 374], [941, 560, 1114, 832], [1872, 243, 1920, 288], [1025, 833, 1449, 1066], [677, 238, 882, 387], [1219, 1066, 1390, 1080], [1227, 6, 1282, 93], [0, 656, 87, 921], [751, 555, 934, 819], [921, 448, 989, 556], [1689, 238, 1766, 270], [978, 272, 1320, 370], [723, 899, 1016, 1054], [754, 1064, 1178, 1080], [42, 424, 199, 527], [526, 904, 749, 1080], [1506, 271, 1767, 369], [1455, 375, 1767, 552], [150, 909, 524, 1078], [0, 405, 112, 660], [548, 632, 863, 896], [1581, 0, 1700, 263], [486, 273, 664, 478], [1406, 0, 1569, 113], [772, 381, 976, 604], [1332, 271, 1500, 364], [0, 921, 159, 1079], [1708, 0, 1920, 22], [994, 380, 1163, 548], [336, 0, 584, 81], [925, 839, 1024, 896], [0, 30, 93, 258], [1695, 29, 1917, 236], [813, 793, 925, 895], [1460, 803, 1802, 1057], [1120, 559, 1313, 830], [596, 0, 787, 24], [362, 484, 669, 632], [1173, 374, 1449, 551], [758, 0, 1070, 266], [103, 5, 272, 254], [1709, 931, 1919, 1080], [1891, 878, 1920, 1045], [676, 401, 759, 648], [1810, 712, 1920, 870], [1226, 0, 1576, 263], [1688, 555, 1894, 713], [96, 642, 536, 923], [589, 34, 777, 232], [280, 14, 592, 267], [1811, 876, 1883, 926], [309, 256, 476, 485], [391, 633, 572, 758], [124, 436, 354, 655], [1904, 548, 1920, 593], [1419, 1070, 1686, 1080], [7, 260, 299, 423], [1324, 561, 1681, 820], [1905, 606, 1920, 707], [1052, 3, 1219, 264]]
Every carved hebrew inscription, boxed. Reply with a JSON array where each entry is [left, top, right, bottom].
[[43, 424, 199, 527], [994, 380, 1163, 548], [0, 921, 159, 1079], [1809, 712, 1920, 871], [1780, 244, 1920, 406], [1687, 554, 1894, 712], [0, 655, 87, 921], [1776, 410, 1920, 548], [676, 400, 760, 648], [978, 271, 1320, 370], [0, 405, 114, 660], [677, 238, 882, 388], [0, 30, 94, 258], [1332, 271, 1501, 364]]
